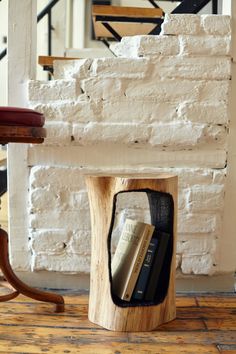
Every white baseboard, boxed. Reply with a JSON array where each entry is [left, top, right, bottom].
[[176, 272, 235, 293], [15, 271, 235, 293]]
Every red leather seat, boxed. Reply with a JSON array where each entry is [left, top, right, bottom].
[[0, 107, 46, 144], [0, 107, 45, 127]]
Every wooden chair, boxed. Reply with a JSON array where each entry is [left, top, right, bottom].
[[0, 106, 64, 312]]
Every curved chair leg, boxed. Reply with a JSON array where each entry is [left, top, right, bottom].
[[0, 228, 64, 312], [0, 290, 19, 302]]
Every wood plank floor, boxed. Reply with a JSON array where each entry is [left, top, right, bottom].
[[0, 192, 8, 230], [0, 283, 235, 354]]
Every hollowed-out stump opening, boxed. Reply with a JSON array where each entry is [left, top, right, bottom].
[[108, 189, 174, 308]]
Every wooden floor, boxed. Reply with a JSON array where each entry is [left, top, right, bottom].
[[0, 282, 235, 354], [0, 193, 8, 230]]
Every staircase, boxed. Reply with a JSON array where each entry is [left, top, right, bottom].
[[92, 0, 219, 44]]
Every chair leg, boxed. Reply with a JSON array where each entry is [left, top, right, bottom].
[[0, 228, 64, 312]]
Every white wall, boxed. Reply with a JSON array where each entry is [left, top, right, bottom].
[[25, 15, 233, 288], [0, 0, 8, 105]]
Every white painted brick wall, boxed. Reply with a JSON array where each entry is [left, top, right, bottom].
[[25, 14, 231, 276], [28, 80, 79, 101], [177, 102, 228, 124], [111, 35, 180, 57], [161, 14, 201, 35], [201, 15, 231, 35], [179, 35, 231, 56], [90, 57, 150, 78], [151, 57, 231, 80], [53, 59, 92, 80], [72, 122, 151, 146]]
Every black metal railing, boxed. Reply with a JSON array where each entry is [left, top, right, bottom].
[[0, 48, 6, 61], [148, 0, 218, 15], [37, 0, 60, 56], [0, 0, 61, 61], [172, 0, 218, 14]]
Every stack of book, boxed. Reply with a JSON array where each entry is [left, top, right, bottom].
[[111, 218, 170, 302]]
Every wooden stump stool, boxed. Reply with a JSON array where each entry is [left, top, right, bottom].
[[0, 106, 64, 312], [86, 174, 177, 331]]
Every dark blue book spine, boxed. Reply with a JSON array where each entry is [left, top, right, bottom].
[[132, 238, 158, 300], [144, 231, 170, 301]]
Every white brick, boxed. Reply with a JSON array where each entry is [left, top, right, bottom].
[[111, 35, 179, 57], [178, 189, 190, 210], [161, 14, 201, 35], [32, 253, 90, 273], [71, 96, 101, 123], [29, 210, 90, 230], [180, 35, 231, 56], [150, 168, 222, 189], [29, 101, 79, 122], [213, 170, 226, 184], [44, 122, 72, 145], [84, 78, 230, 103], [30, 229, 71, 254], [205, 125, 227, 145], [67, 230, 91, 255], [150, 122, 203, 147], [178, 213, 220, 233], [178, 102, 228, 124], [72, 122, 150, 146], [189, 185, 225, 211], [110, 38, 140, 58], [101, 99, 177, 123], [125, 79, 202, 101], [177, 236, 217, 255], [201, 15, 231, 35], [81, 78, 125, 100], [151, 56, 231, 80], [69, 191, 89, 210], [30, 96, 101, 123], [181, 254, 216, 275], [30, 186, 66, 212], [200, 80, 230, 102], [53, 59, 92, 80], [29, 185, 79, 213], [91, 57, 149, 78], [29, 166, 85, 189], [177, 169, 214, 188], [149, 123, 226, 148], [138, 35, 180, 56], [28, 80, 78, 101], [110, 37, 140, 58]]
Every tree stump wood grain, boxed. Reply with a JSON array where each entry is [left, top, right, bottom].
[[86, 174, 178, 331]]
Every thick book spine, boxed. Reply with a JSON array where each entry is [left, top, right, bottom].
[[120, 225, 155, 301], [111, 219, 154, 301], [132, 238, 158, 301], [111, 219, 147, 277], [144, 231, 170, 302]]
